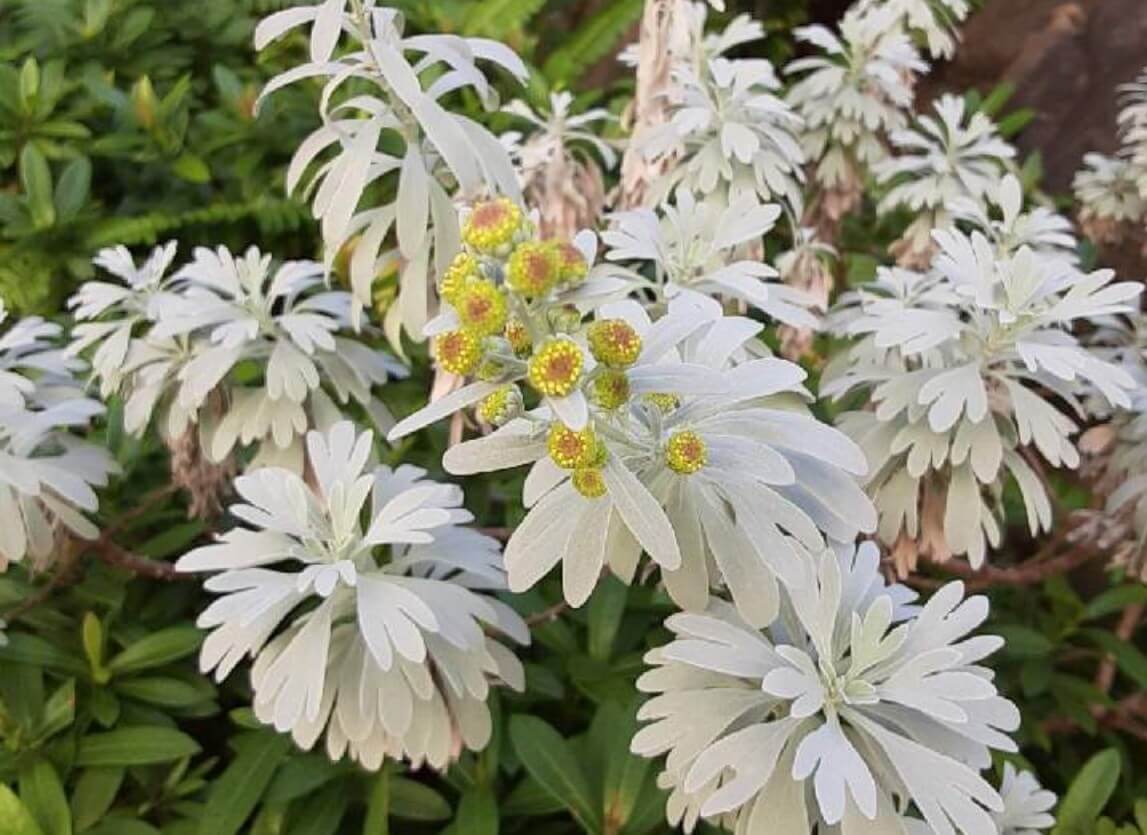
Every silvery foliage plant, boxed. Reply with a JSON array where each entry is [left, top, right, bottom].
[[633, 541, 1044, 835], [501, 91, 617, 239], [634, 3, 807, 220], [176, 421, 527, 770], [785, 5, 926, 211], [825, 175, 1142, 570], [1080, 315, 1147, 580], [603, 189, 820, 328], [855, 0, 972, 59], [1074, 66, 1147, 244], [255, 0, 527, 346], [389, 201, 874, 621], [69, 242, 403, 473], [875, 94, 1015, 266], [0, 302, 115, 569]]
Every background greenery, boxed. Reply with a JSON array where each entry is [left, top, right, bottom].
[[1, 1, 1145, 834]]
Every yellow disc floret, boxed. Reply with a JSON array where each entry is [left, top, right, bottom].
[[553, 240, 589, 285], [572, 467, 607, 499], [435, 330, 481, 376], [547, 424, 599, 470], [455, 279, 507, 337], [440, 252, 480, 305], [666, 430, 707, 475], [462, 198, 523, 255], [477, 385, 521, 426], [589, 370, 630, 410], [527, 339, 583, 397], [643, 393, 680, 413], [587, 319, 642, 368], [504, 319, 532, 357], [507, 241, 561, 297]]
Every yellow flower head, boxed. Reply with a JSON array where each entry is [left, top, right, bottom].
[[552, 240, 589, 285], [527, 339, 583, 397], [643, 393, 680, 413], [547, 424, 600, 470], [477, 385, 522, 426], [462, 198, 524, 255], [589, 370, 630, 410], [456, 279, 507, 337], [587, 319, 642, 369], [440, 253, 480, 305], [435, 330, 481, 376], [572, 467, 607, 499], [507, 241, 561, 298], [547, 304, 583, 334], [504, 319, 532, 357], [666, 430, 707, 475]]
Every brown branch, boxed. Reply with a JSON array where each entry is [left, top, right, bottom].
[[525, 600, 571, 627], [85, 538, 186, 582], [1096, 602, 1145, 694], [1044, 692, 1147, 741]]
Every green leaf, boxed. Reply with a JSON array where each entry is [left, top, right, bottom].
[[287, 785, 347, 835], [107, 627, 202, 675], [18, 761, 71, 835], [37, 680, 76, 741], [597, 704, 650, 832], [0, 635, 85, 676], [992, 625, 1054, 658], [19, 59, 40, 110], [389, 778, 451, 822], [198, 733, 291, 835], [82, 613, 106, 682], [363, 770, 389, 835], [509, 715, 601, 833], [114, 677, 208, 709], [75, 727, 201, 767], [1080, 628, 1147, 689], [542, 0, 642, 85], [20, 144, 56, 229], [1084, 586, 1147, 621], [1056, 749, 1121, 832], [54, 158, 91, 221], [462, 0, 546, 37], [0, 784, 45, 835], [171, 154, 210, 184], [587, 575, 627, 661], [264, 755, 344, 806], [137, 522, 204, 559], [503, 776, 565, 818], [85, 820, 158, 835], [70, 768, 124, 833], [454, 790, 497, 835]]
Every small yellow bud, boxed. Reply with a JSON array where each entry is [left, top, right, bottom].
[[504, 319, 532, 357], [589, 370, 630, 410], [435, 330, 481, 376], [666, 430, 707, 475], [507, 241, 561, 297], [643, 393, 680, 413], [547, 424, 600, 470], [572, 467, 607, 499], [552, 240, 589, 285], [587, 319, 642, 368], [462, 198, 524, 255], [527, 339, 583, 398], [477, 385, 522, 426], [455, 279, 507, 337], [440, 252, 480, 305]]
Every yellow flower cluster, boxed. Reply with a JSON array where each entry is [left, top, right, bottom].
[[666, 430, 708, 475]]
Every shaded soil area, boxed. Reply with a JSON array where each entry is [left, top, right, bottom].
[[923, 0, 1147, 193]]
